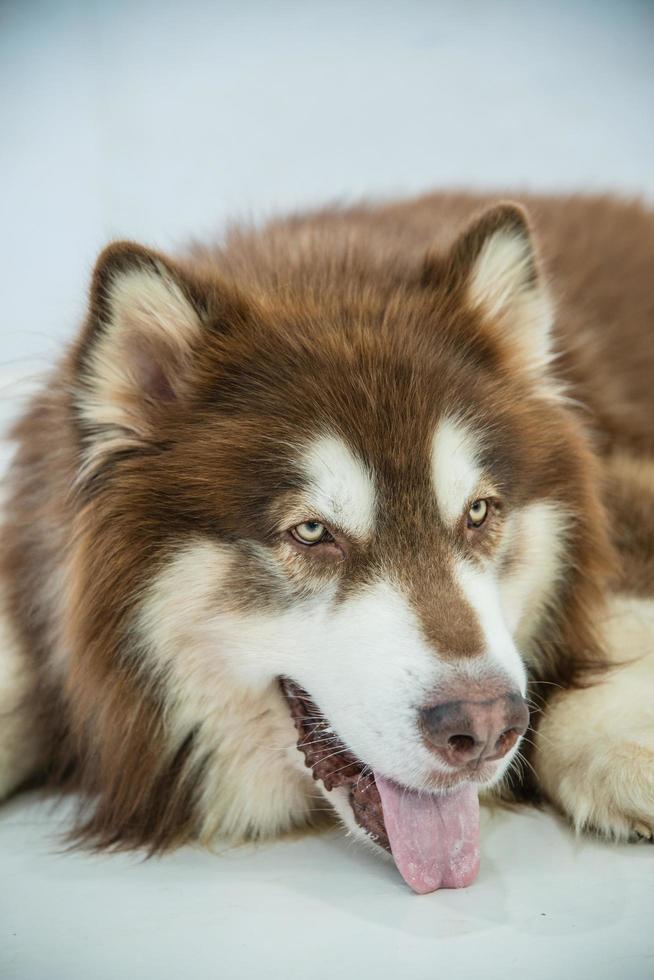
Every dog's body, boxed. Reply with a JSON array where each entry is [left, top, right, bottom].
[[1, 192, 653, 890]]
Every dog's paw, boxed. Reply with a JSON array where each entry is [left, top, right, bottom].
[[532, 658, 654, 844], [546, 735, 654, 841]]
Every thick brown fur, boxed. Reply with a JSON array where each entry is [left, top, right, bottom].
[[1, 191, 653, 852]]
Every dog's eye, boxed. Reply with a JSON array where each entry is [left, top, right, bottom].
[[467, 499, 489, 528], [290, 521, 330, 545]]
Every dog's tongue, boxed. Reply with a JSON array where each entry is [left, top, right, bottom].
[[374, 774, 480, 894]]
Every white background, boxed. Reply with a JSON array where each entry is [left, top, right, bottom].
[[1, 2, 653, 978]]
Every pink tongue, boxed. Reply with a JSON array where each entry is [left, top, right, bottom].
[[374, 774, 480, 895]]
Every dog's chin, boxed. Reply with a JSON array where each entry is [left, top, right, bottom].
[[279, 677, 507, 858]]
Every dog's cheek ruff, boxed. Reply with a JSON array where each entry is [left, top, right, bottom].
[[280, 678, 390, 851]]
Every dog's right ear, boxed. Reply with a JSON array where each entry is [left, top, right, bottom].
[[74, 242, 238, 450], [424, 203, 554, 378]]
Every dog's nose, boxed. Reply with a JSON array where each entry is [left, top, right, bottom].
[[420, 692, 529, 767]]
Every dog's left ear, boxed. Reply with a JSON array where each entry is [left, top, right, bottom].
[[74, 242, 220, 445], [433, 203, 553, 375]]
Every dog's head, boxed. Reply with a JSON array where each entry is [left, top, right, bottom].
[[68, 203, 609, 889]]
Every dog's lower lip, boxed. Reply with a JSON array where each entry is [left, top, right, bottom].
[[279, 676, 391, 849]]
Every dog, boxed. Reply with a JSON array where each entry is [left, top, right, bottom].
[[1, 192, 653, 893]]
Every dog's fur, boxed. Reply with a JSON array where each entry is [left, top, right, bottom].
[[1, 192, 653, 855]]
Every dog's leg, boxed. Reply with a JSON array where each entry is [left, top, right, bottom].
[[0, 603, 43, 800], [533, 594, 654, 840]]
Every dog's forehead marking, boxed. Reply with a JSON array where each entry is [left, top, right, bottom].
[[431, 417, 483, 525], [301, 434, 376, 538]]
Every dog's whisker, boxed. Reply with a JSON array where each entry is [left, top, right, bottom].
[[512, 749, 539, 784], [306, 748, 350, 768], [530, 680, 566, 692], [299, 736, 339, 748], [520, 730, 552, 751], [315, 757, 364, 779]]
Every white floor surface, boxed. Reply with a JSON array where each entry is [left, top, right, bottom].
[[1, 794, 653, 980]]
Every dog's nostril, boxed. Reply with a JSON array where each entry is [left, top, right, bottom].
[[421, 691, 528, 766], [493, 728, 520, 756], [447, 734, 477, 755]]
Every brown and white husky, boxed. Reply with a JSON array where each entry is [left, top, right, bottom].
[[1, 192, 653, 893]]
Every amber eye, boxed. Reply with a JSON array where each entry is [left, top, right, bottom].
[[467, 499, 489, 528], [290, 521, 330, 545]]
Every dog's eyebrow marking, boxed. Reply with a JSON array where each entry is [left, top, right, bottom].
[[301, 434, 376, 538], [431, 417, 483, 525]]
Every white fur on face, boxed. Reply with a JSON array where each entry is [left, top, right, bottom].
[[140, 548, 439, 784], [499, 500, 570, 650], [454, 559, 528, 694], [431, 417, 483, 526], [300, 434, 376, 539], [138, 542, 523, 833], [431, 419, 568, 682], [135, 539, 317, 842]]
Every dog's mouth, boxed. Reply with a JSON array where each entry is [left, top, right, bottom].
[[280, 677, 480, 894]]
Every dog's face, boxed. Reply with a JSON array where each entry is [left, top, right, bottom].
[[71, 204, 597, 889]]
